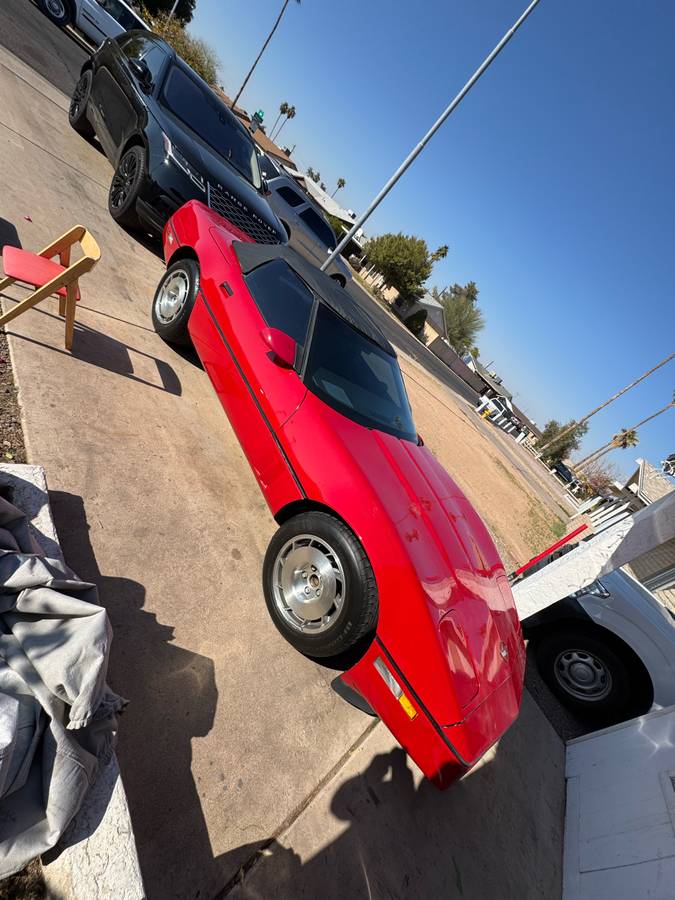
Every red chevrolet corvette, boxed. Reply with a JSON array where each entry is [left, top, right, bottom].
[[153, 200, 525, 788]]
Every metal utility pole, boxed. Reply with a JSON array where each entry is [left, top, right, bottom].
[[320, 0, 543, 270], [165, 0, 180, 26]]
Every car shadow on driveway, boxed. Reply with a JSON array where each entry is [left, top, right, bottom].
[[49, 490, 221, 897], [0, 217, 21, 250], [2, 305, 183, 395], [214, 693, 564, 900]]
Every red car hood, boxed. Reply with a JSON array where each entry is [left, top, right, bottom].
[[369, 429, 524, 723], [284, 394, 525, 727]]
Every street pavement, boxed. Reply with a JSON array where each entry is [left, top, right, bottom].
[[0, 0, 481, 407], [0, 43, 566, 898]]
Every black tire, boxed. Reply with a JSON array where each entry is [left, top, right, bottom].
[[151, 259, 200, 346], [39, 0, 73, 26], [69, 70, 95, 138], [263, 511, 378, 659], [534, 628, 650, 724], [108, 145, 146, 228]]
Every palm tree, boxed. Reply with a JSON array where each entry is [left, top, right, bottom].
[[331, 177, 346, 197], [537, 353, 675, 456], [576, 393, 675, 470], [430, 244, 449, 263], [273, 105, 295, 142], [270, 101, 289, 137], [231, 0, 301, 109]]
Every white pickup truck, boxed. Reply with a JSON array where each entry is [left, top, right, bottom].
[[39, 0, 148, 44], [513, 493, 675, 727]]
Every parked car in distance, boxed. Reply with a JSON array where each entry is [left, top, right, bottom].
[[550, 460, 577, 484], [522, 567, 675, 726], [151, 199, 526, 789], [264, 172, 351, 286], [68, 31, 285, 244], [40, 0, 148, 42]]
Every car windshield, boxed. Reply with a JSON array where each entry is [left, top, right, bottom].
[[161, 65, 261, 188], [305, 303, 416, 441]]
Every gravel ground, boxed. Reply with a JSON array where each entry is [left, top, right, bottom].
[[0, 328, 27, 465]]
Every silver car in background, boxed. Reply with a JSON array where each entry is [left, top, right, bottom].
[[39, 0, 148, 43], [522, 567, 675, 726], [257, 157, 351, 287]]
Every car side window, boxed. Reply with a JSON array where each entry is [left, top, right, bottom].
[[244, 259, 315, 348], [298, 207, 336, 249], [97, 0, 141, 31], [121, 35, 166, 85], [276, 186, 304, 208], [122, 34, 154, 62]]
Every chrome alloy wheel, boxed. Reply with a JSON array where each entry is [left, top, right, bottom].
[[155, 269, 190, 323], [554, 648, 612, 702], [45, 0, 66, 16], [272, 534, 345, 633]]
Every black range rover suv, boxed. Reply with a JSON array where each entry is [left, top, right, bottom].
[[69, 31, 284, 243]]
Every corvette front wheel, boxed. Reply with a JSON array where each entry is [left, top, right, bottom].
[[263, 512, 378, 659], [152, 258, 200, 345]]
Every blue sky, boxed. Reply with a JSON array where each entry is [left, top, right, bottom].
[[189, 0, 674, 479]]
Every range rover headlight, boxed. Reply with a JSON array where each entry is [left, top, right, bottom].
[[162, 133, 205, 192]]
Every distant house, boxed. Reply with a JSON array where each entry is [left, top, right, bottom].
[[613, 459, 675, 609]]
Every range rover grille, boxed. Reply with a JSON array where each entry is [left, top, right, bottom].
[[207, 183, 281, 245]]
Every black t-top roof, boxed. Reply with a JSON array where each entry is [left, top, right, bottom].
[[233, 241, 396, 357]]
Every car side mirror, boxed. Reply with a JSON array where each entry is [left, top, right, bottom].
[[260, 327, 297, 368], [129, 58, 152, 90], [261, 178, 271, 196]]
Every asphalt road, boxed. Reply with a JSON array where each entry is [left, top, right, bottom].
[[0, 0, 479, 407], [0, 0, 89, 95]]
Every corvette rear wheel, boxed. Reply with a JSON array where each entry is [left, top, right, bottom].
[[263, 512, 378, 658], [152, 259, 200, 345]]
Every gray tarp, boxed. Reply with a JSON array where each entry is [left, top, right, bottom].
[[0, 492, 125, 879]]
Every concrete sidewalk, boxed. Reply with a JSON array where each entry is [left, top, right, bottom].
[[0, 46, 565, 899]]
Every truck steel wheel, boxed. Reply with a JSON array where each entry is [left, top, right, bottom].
[[263, 512, 378, 658], [152, 259, 200, 345], [534, 629, 643, 722], [40, 0, 73, 26], [69, 70, 94, 138], [109, 146, 146, 228]]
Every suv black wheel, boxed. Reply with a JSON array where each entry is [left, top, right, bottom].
[[109, 145, 146, 228], [534, 628, 651, 724], [152, 259, 200, 345], [39, 0, 73, 26], [263, 511, 378, 659], [69, 70, 95, 139]]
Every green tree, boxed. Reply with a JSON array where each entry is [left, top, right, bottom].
[[363, 232, 447, 300], [143, 0, 195, 24], [436, 285, 485, 356], [143, 10, 219, 82], [331, 177, 346, 197], [538, 419, 589, 465], [306, 166, 321, 184]]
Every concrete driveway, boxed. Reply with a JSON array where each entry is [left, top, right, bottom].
[[0, 47, 565, 899]]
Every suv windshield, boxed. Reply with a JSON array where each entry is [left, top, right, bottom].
[[161, 65, 261, 188], [305, 303, 416, 441]]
